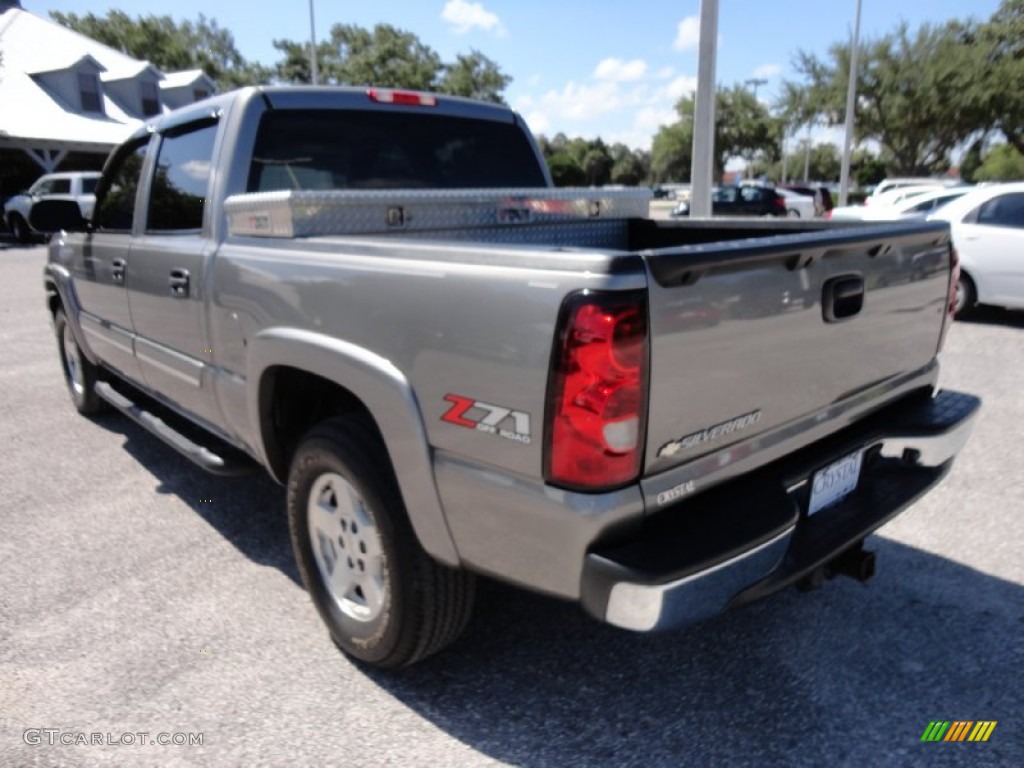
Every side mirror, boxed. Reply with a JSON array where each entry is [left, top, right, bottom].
[[29, 199, 88, 233]]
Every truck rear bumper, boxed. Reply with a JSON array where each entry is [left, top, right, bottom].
[[581, 389, 980, 632]]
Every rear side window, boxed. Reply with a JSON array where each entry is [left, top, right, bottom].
[[247, 109, 547, 192], [81, 177, 98, 195], [148, 120, 218, 232], [974, 193, 1024, 229], [93, 139, 149, 232]]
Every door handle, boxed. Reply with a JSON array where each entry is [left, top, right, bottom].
[[111, 258, 126, 283], [169, 268, 190, 298]]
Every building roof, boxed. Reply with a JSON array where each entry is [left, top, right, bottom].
[[0, 3, 212, 152], [160, 69, 214, 90]]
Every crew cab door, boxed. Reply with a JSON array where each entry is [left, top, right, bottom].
[[70, 138, 150, 384], [126, 117, 222, 425]]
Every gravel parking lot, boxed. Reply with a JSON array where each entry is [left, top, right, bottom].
[[1, 243, 1021, 767]]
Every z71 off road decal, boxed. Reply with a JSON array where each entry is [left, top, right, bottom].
[[442, 394, 532, 444]]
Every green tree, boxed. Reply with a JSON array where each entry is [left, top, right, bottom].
[[50, 11, 270, 87], [324, 23, 441, 90], [651, 85, 781, 182], [437, 50, 510, 104], [976, 1, 1024, 155], [784, 20, 985, 175], [650, 122, 692, 182], [973, 143, 1024, 181], [609, 144, 649, 186], [546, 153, 586, 186]]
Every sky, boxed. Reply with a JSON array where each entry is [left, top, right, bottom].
[[34, 0, 1004, 151]]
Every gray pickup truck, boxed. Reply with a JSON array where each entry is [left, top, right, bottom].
[[35, 86, 980, 669]]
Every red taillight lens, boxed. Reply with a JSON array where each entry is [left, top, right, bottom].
[[938, 245, 959, 352], [546, 291, 649, 490]]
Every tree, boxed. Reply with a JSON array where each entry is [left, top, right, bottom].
[[976, 0, 1024, 155], [784, 21, 985, 175], [437, 50, 510, 104], [973, 143, 1024, 181], [50, 11, 270, 87], [272, 24, 513, 104], [546, 153, 586, 186], [772, 141, 841, 182], [650, 85, 782, 182]]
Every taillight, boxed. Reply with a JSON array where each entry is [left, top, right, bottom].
[[825, 209, 833, 220], [938, 245, 959, 352], [545, 291, 649, 491], [367, 88, 437, 107]]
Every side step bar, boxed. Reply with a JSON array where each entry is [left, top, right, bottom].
[[95, 381, 258, 476]]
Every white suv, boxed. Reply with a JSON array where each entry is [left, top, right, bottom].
[[4, 171, 101, 242]]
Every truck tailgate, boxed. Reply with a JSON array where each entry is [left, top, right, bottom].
[[639, 221, 953, 475]]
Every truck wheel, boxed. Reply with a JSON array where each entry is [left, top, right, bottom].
[[54, 308, 106, 414], [288, 414, 475, 669], [9, 214, 30, 243]]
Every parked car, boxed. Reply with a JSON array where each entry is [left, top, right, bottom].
[[867, 177, 957, 202], [779, 184, 834, 216], [929, 182, 1024, 315], [671, 185, 787, 217], [828, 188, 970, 222], [3, 171, 101, 242], [775, 188, 817, 218], [828, 186, 948, 221]]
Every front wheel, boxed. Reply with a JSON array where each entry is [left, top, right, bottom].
[[54, 308, 106, 414], [9, 214, 31, 243], [288, 414, 476, 669]]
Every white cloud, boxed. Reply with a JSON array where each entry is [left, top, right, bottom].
[[657, 74, 698, 102], [634, 107, 678, 133], [656, 66, 676, 80], [537, 80, 625, 121], [523, 110, 551, 135], [752, 63, 783, 78], [593, 57, 648, 82], [674, 16, 700, 50], [441, 0, 505, 36]]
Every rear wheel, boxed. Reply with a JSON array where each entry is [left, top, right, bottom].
[[54, 308, 106, 414], [954, 272, 976, 317], [9, 214, 30, 243], [288, 414, 475, 669], [787, 208, 801, 218]]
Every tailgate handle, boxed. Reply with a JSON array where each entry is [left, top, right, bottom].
[[822, 275, 864, 322]]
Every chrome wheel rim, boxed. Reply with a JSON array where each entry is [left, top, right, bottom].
[[62, 323, 85, 396], [307, 472, 386, 622], [954, 279, 967, 314]]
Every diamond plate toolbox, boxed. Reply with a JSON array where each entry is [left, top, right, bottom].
[[223, 187, 653, 238]]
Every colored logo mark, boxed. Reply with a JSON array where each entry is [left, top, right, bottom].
[[921, 721, 997, 742]]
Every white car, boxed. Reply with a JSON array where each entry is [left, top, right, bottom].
[[830, 188, 970, 222], [3, 171, 101, 242], [775, 188, 817, 218], [929, 182, 1024, 315], [828, 185, 946, 221]]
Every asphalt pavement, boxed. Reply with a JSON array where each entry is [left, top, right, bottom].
[[1, 243, 1021, 767]]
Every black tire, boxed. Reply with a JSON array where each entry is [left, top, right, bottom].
[[54, 308, 106, 415], [9, 214, 31, 243], [954, 272, 976, 318], [288, 414, 475, 669]]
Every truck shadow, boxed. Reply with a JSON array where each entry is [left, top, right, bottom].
[[364, 539, 1022, 766], [88, 410, 299, 585], [84, 412, 1020, 764]]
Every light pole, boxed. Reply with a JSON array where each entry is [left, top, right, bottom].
[[309, 0, 319, 85], [689, 0, 719, 217], [744, 78, 767, 101], [838, 0, 863, 206]]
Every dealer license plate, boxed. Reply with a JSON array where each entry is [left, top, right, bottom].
[[808, 450, 864, 516]]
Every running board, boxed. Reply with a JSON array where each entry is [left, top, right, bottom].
[[95, 381, 258, 476]]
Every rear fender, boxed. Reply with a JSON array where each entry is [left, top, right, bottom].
[[246, 327, 460, 566], [43, 262, 100, 365]]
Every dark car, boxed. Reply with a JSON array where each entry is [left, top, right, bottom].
[[671, 185, 788, 218], [779, 184, 834, 216]]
